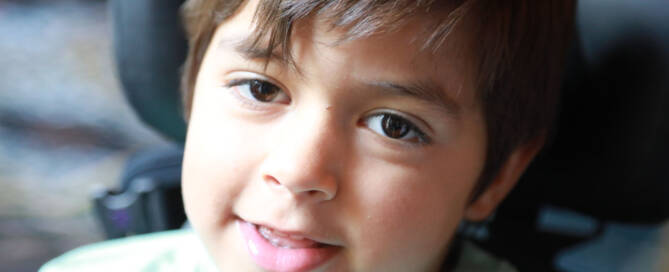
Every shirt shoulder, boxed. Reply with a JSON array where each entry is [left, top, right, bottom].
[[39, 229, 217, 272], [453, 241, 518, 272]]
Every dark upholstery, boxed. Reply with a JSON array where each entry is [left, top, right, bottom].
[[483, 0, 669, 270], [111, 0, 188, 142], [94, 0, 188, 239], [515, 0, 669, 225]]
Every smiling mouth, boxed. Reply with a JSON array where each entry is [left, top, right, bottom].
[[257, 224, 330, 249], [237, 219, 339, 272]]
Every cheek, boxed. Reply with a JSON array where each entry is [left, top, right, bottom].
[[344, 148, 484, 270], [182, 89, 266, 231]]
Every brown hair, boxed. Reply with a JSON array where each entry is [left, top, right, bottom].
[[180, 0, 575, 197]]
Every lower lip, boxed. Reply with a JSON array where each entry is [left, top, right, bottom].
[[237, 220, 338, 272]]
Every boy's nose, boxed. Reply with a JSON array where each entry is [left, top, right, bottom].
[[259, 110, 343, 203]]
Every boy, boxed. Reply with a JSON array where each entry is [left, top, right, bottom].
[[180, 0, 573, 271], [41, 0, 574, 271]]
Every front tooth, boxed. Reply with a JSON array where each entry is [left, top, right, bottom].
[[258, 225, 317, 248], [289, 234, 305, 240], [259, 226, 271, 239], [270, 237, 283, 247]]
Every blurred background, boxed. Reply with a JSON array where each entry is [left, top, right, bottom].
[[1, 0, 668, 272], [0, 0, 170, 271]]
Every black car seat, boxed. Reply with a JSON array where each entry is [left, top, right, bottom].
[[93, 0, 188, 239], [477, 0, 669, 271], [96, 0, 669, 271]]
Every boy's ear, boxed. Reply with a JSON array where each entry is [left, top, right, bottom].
[[465, 135, 546, 221]]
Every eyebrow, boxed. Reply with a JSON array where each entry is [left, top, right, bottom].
[[367, 81, 461, 116], [236, 43, 285, 62], [219, 37, 461, 116], [218, 37, 285, 62]]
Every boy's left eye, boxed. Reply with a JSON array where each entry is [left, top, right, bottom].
[[227, 79, 290, 104], [364, 113, 431, 145]]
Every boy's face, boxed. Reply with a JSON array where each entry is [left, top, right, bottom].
[[183, 1, 513, 271]]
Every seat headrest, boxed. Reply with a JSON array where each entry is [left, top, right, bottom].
[[111, 0, 188, 142], [522, 0, 669, 223]]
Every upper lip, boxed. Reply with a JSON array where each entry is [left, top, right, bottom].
[[239, 217, 341, 246]]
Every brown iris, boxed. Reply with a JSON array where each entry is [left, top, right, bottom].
[[381, 114, 411, 139], [249, 79, 281, 102]]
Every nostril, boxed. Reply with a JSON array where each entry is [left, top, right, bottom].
[[264, 174, 281, 186], [261, 173, 337, 201], [306, 190, 333, 202]]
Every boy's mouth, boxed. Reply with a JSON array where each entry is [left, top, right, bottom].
[[258, 224, 328, 249], [237, 219, 339, 272]]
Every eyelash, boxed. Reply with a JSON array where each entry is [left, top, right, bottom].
[[224, 77, 432, 145], [363, 113, 432, 145], [225, 78, 290, 105]]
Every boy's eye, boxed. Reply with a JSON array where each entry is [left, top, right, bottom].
[[364, 113, 431, 144], [228, 79, 289, 104]]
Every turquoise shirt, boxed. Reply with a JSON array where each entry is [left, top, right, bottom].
[[40, 229, 217, 272], [40, 229, 516, 272]]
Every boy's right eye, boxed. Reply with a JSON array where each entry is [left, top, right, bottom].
[[227, 79, 290, 104]]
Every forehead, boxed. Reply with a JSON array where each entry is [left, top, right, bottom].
[[300, 15, 477, 89]]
